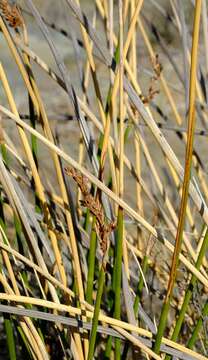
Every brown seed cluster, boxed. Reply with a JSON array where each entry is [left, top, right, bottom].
[[0, 0, 23, 29], [152, 53, 163, 78], [139, 54, 163, 105], [65, 167, 116, 256]]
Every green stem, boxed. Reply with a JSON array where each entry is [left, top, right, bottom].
[[87, 265, 105, 360], [86, 217, 97, 304], [153, 298, 171, 353], [114, 207, 123, 360], [121, 254, 148, 359], [4, 319, 17, 360], [165, 226, 208, 359], [105, 336, 112, 358], [153, 1, 201, 352], [187, 301, 208, 349], [134, 255, 148, 316], [0, 143, 8, 164]]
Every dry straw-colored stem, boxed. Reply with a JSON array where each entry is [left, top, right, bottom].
[[1, 105, 208, 290], [0, 293, 207, 360]]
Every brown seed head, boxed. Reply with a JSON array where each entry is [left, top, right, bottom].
[[0, 0, 23, 29]]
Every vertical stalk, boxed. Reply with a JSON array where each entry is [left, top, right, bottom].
[[114, 2, 124, 358], [165, 226, 208, 360], [86, 217, 97, 304], [4, 319, 17, 360], [114, 207, 123, 359], [187, 301, 208, 349], [87, 265, 105, 360], [153, 0, 202, 353], [0, 114, 17, 360], [133, 255, 148, 316]]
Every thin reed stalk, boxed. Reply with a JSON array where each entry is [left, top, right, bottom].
[[153, 0, 202, 353]]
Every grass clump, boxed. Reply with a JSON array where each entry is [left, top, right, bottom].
[[0, 0, 207, 359]]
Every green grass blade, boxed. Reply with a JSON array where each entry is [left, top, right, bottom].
[[87, 265, 105, 360], [86, 217, 97, 304], [133, 255, 149, 317], [4, 318, 17, 360], [187, 301, 208, 349], [165, 226, 208, 359], [114, 207, 123, 360]]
